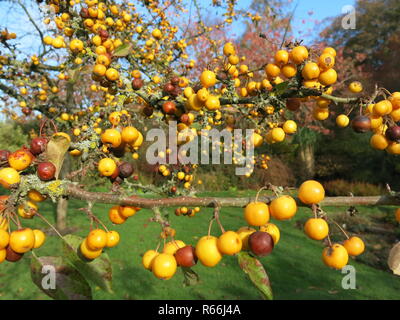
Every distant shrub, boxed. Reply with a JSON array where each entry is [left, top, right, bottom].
[[196, 157, 295, 191], [0, 122, 28, 151], [196, 171, 232, 191], [323, 179, 384, 196], [236, 157, 295, 190]]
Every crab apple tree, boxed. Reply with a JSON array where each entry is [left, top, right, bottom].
[[0, 0, 399, 300]]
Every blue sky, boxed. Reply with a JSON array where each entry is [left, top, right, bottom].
[[289, 0, 356, 42], [232, 0, 356, 43], [0, 0, 355, 46], [0, 0, 356, 51]]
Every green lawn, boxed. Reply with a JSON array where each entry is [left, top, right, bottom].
[[1, 190, 400, 300]]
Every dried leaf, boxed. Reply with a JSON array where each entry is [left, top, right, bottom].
[[30, 255, 92, 300], [62, 234, 113, 293], [44, 135, 70, 179], [388, 242, 400, 275], [237, 252, 273, 300]]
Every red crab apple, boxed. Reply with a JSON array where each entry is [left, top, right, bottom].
[[37, 162, 56, 181], [175, 245, 197, 267], [5, 246, 24, 262], [30, 137, 47, 155], [386, 126, 400, 141], [351, 115, 371, 133], [118, 162, 134, 179], [162, 101, 177, 115], [248, 231, 274, 257], [131, 78, 143, 90]]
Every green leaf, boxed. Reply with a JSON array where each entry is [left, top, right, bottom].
[[68, 68, 80, 84], [237, 252, 273, 300], [182, 267, 200, 287], [113, 43, 133, 57], [62, 234, 113, 293], [30, 255, 92, 300], [274, 81, 289, 95], [44, 134, 71, 179]]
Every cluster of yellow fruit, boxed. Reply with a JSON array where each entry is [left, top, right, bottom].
[[0, 227, 45, 264], [366, 94, 400, 154], [79, 202, 142, 260], [244, 193, 298, 225], [42, 0, 195, 87], [0, 30, 16, 41], [296, 47, 337, 122], [158, 165, 194, 190], [286, 46, 337, 121], [100, 111, 143, 151], [174, 206, 201, 217], [9, 64, 64, 111], [108, 204, 140, 225], [184, 70, 221, 111], [222, 42, 337, 116], [221, 42, 265, 91], [44, 35, 67, 49], [140, 189, 299, 280], [251, 120, 298, 148], [331, 85, 400, 155], [97, 112, 143, 177], [256, 154, 271, 170], [136, 179, 366, 276], [141, 219, 282, 280], [79, 228, 120, 260], [298, 180, 365, 270]]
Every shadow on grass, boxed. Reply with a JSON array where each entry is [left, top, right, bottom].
[[116, 265, 158, 299]]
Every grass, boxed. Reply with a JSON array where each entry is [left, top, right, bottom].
[[1, 190, 400, 300]]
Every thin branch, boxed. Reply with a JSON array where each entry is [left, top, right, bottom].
[[17, 0, 45, 55], [280, 1, 298, 49], [321, 93, 359, 104]]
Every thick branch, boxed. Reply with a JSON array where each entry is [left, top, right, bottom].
[[66, 184, 400, 209], [218, 88, 358, 107]]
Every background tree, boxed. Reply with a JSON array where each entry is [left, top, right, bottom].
[[322, 0, 400, 91]]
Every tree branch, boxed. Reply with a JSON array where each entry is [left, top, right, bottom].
[[66, 184, 400, 209], [0, 81, 22, 100], [321, 93, 359, 104], [35, 63, 62, 72], [18, 0, 45, 55]]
